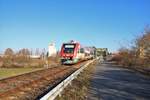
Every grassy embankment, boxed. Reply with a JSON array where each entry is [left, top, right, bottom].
[[0, 68, 43, 79], [0, 57, 60, 79], [56, 61, 98, 100]]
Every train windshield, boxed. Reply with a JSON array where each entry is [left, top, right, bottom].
[[63, 44, 76, 54]]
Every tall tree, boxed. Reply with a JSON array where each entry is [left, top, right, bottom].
[[4, 48, 14, 56]]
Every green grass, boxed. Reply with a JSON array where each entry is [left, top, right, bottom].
[[0, 68, 43, 79]]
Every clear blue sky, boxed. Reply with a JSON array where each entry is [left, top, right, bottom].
[[0, 0, 150, 53]]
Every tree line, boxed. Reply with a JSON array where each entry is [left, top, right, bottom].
[[0, 48, 48, 68]]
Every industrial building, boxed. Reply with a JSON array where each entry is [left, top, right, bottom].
[[96, 48, 108, 58]]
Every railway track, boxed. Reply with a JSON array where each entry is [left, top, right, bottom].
[[0, 61, 87, 100]]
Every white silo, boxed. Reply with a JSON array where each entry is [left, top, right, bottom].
[[48, 42, 57, 57]]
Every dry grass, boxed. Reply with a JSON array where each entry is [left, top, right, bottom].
[[56, 61, 98, 100]]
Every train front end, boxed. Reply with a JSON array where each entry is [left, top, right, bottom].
[[60, 42, 79, 64]]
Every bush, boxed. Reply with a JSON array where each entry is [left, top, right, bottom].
[[113, 27, 150, 70]]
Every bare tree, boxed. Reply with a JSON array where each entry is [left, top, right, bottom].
[[16, 48, 30, 63], [115, 27, 150, 68], [17, 48, 30, 56], [2, 48, 14, 67], [136, 29, 150, 64], [4, 48, 14, 57]]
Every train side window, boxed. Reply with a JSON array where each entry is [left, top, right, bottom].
[[80, 48, 84, 53], [78, 50, 80, 53]]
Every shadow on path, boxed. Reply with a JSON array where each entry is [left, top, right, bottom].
[[87, 62, 150, 100]]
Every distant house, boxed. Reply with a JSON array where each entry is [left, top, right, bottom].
[[139, 46, 145, 58], [0, 54, 4, 57], [139, 46, 150, 59]]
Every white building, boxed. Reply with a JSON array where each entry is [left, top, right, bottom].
[[48, 42, 57, 57], [30, 55, 41, 59]]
